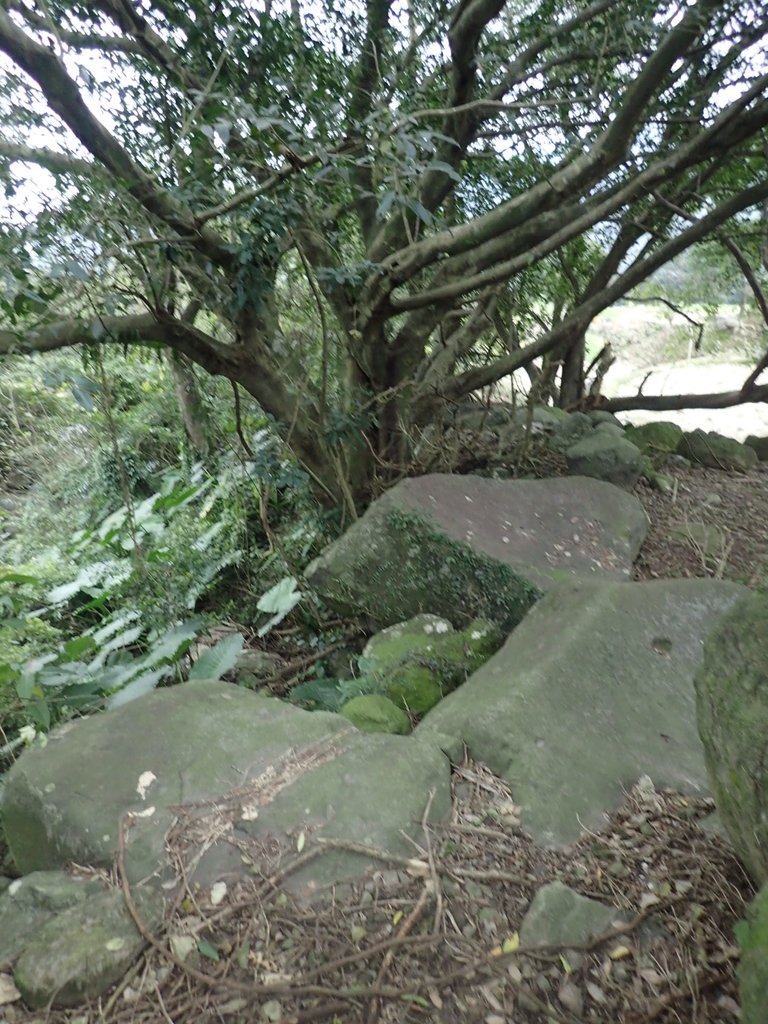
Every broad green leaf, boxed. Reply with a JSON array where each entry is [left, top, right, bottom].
[[0, 568, 40, 585], [189, 633, 244, 681], [142, 619, 202, 665], [106, 669, 166, 709]]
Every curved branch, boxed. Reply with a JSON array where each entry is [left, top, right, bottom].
[[442, 176, 768, 399], [600, 382, 768, 414], [0, 8, 232, 268], [0, 138, 93, 176], [0, 311, 238, 379]]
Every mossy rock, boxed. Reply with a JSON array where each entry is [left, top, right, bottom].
[[678, 429, 757, 472], [546, 412, 594, 452], [565, 434, 643, 487], [363, 614, 502, 698], [735, 883, 768, 1023], [363, 614, 455, 665], [744, 435, 768, 462], [625, 421, 683, 456], [695, 591, 768, 885], [339, 695, 411, 734], [306, 498, 539, 633], [384, 664, 444, 715]]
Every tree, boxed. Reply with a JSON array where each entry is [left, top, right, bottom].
[[1, 0, 767, 508]]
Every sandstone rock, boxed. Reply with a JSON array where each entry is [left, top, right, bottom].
[[520, 882, 627, 948], [588, 411, 624, 429], [363, 614, 502, 698], [339, 695, 411, 734], [546, 411, 594, 452], [0, 872, 104, 968], [565, 434, 644, 487], [695, 591, 768, 885], [13, 887, 162, 1008], [418, 578, 746, 846], [1, 681, 451, 894], [678, 429, 757, 472], [305, 475, 648, 631]]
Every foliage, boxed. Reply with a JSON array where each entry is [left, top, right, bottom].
[[1, 0, 767, 505]]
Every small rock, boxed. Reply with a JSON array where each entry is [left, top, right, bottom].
[[339, 695, 412, 734]]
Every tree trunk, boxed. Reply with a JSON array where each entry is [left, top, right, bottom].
[[559, 331, 586, 408], [170, 353, 211, 457]]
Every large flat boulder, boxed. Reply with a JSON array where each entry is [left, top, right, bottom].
[[1, 681, 451, 896], [306, 475, 648, 631], [417, 579, 747, 846]]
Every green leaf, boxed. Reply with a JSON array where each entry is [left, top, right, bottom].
[[188, 633, 244, 681], [197, 939, 220, 961], [404, 197, 433, 225], [61, 635, 98, 662], [142, 619, 202, 665], [106, 669, 165, 709], [89, 626, 143, 669], [425, 160, 461, 182], [0, 568, 40, 585], [257, 576, 301, 615]]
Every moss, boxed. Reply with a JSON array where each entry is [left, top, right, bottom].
[[339, 695, 411, 734], [382, 507, 540, 632], [736, 883, 768, 1024], [384, 664, 443, 714]]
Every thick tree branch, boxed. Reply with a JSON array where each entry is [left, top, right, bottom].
[[600, 383, 768, 414], [369, 2, 767, 293], [0, 8, 232, 268], [0, 138, 93, 176], [443, 177, 768, 400]]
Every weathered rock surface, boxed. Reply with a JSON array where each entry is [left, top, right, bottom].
[[13, 887, 162, 1008], [678, 429, 758, 472], [1, 681, 451, 894], [736, 883, 768, 1024], [306, 474, 648, 630], [418, 578, 746, 846], [695, 591, 768, 885], [0, 871, 104, 968], [565, 433, 644, 487], [520, 882, 627, 948]]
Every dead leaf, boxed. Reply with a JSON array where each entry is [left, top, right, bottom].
[[586, 981, 607, 1004], [0, 974, 21, 1005], [558, 980, 584, 1015]]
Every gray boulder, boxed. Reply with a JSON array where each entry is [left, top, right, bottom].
[[305, 474, 648, 631], [695, 591, 768, 885], [678, 429, 757, 472], [418, 578, 747, 846], [546, 411, 594, 452], [736, 883, 768, 1024], [520, 882, 627, 948], [1, 681, 451, 895], [565, 433, 644, 487], [0, 871, 104, 968], [744, 435, 768, 462], [13, 887, 162, 1008], [588, 410, 624, 429]]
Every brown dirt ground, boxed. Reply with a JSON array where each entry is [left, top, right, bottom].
[[2, 458, 767, 1024]]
